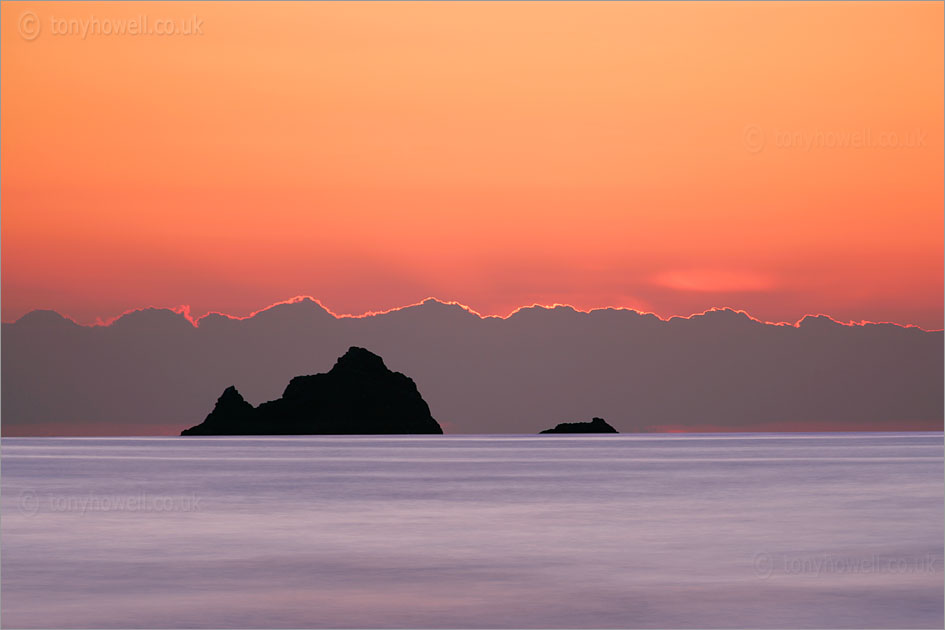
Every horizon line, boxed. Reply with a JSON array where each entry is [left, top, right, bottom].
[[3, 431, 943, 439], [5, 295, 941, 333]]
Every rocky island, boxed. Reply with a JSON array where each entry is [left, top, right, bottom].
[[540, 417, 618, 434], [181, 347, 443, 435]]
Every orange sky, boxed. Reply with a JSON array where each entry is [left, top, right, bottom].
[[2, 1, 942, 328]]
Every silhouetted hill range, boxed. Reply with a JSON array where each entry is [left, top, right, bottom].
[[3, 298, 942, 435], [181, 347, 442, 435]]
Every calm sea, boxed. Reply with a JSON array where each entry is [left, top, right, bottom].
[[1, 433, 942, 628]]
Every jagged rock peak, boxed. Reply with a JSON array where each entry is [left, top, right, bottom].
[[218, 385, 247, 404], [332, 346, 388, 374]]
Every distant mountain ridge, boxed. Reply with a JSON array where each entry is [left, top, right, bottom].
[[9, 296, 936, 331], [3, 297, 942, 435]]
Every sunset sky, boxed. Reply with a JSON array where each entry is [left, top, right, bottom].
[[2, 1, 942, 328]]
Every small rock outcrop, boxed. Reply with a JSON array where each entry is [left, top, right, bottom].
[[540, 417, 618, 434], [181, 347, 443, 435]]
